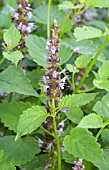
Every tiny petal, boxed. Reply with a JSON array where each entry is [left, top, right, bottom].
[[18, 4, 22, 8], [59, 82, 65, 90], [60, 68, 67, 74], [57, 127, 63, 135], [51, 46, 56, 54], [60, 108, 69, 113], [27, 11, 32, 19], [43, 85, 49, 92], [42, 76, 47, 84], [53, 71, 58, 78], [46, 40, 52, 46], [74, 47, 79, 52], [7, 5, 15, 13], [44, 55, 52, 62], [14, 12, 19, 20], [22, 25, 27, 31]]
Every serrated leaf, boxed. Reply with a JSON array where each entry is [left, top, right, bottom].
[[74, 26, 102, 41], [85, 0, 109, 8], [0, 136, 40, 166], [58, 1, 84, 10], [3, 25, 21, 50], [93, 93, 109, 118], [59, 93, 97, 109], [16, 105, 48, 140], [78, 113, 104, 128], [63, 151, 75, 164], [25, 35, 46, 66], [0, 65, 38, 97], [66, 107, 83, 124], [75, 55, 92, 68], [98, 60, 109, 79], [93, 79, 109, 92], [63, 127, 105, 169], [0, 101, 32, 132], [3, 50, 24, 65]]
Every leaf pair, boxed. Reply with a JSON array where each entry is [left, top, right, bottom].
[[3, 25, 23, 65]]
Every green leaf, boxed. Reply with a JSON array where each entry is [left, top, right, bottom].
[[33, 5, 65, 25], [3, 25, 21, 50], [98, 60, 109, 79], [0, 65, 38, 97], [59, 45, 73, 64], [0, 150, 3, 160], [75, 55, 92, 68], [101, 129, 109, 144], [20, 154, 48, 170], [25, 35, 46, 66], [26, 70, 45, 90], [63, 127, 104, 169], [16, 105, 48, 140], [74, 26, 102, 41], [93, 101, 109, 118], [93, 79, 109, 92], [63, 151, 75, 164], [0, 136, 40, 166], [78, 113, 104, 128], [66, 64, 79, 73], [3, 50, 24, 65], [102, 93, 109, 107], [85, 0, 109, 8], [59, 93, 97, 109], [93, 93, 109, 118], [0, 7, 8, 27], [0, 162, 16, 170], [0, 101, 32, 132], [58, 1, 84, 10], [66, 107, 83, 124]]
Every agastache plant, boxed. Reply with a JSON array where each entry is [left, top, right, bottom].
[[41, 19, 68, 169], [43, 19, 67, 109]]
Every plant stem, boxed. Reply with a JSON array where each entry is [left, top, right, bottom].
[[53, 116, 61, 170], [72, 72, 75, 91], [47, 0, 52, 39], [41, 126, 55, 138], [51, 98, 61, 170], [96, 118, 109, 140], [60, 9, 72, 30], [74, 36, 109, 93], [0, 57, 5, 65], [78, 87, 96, 93], [59, 8, 81, 38], [8, 0, 13, 28]]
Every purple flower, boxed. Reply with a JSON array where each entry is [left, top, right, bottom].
[[27, 11, 32, 19], [14, 12, 19, 20], [60, 108, 69, 113], [7, 5, 15, 13]]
